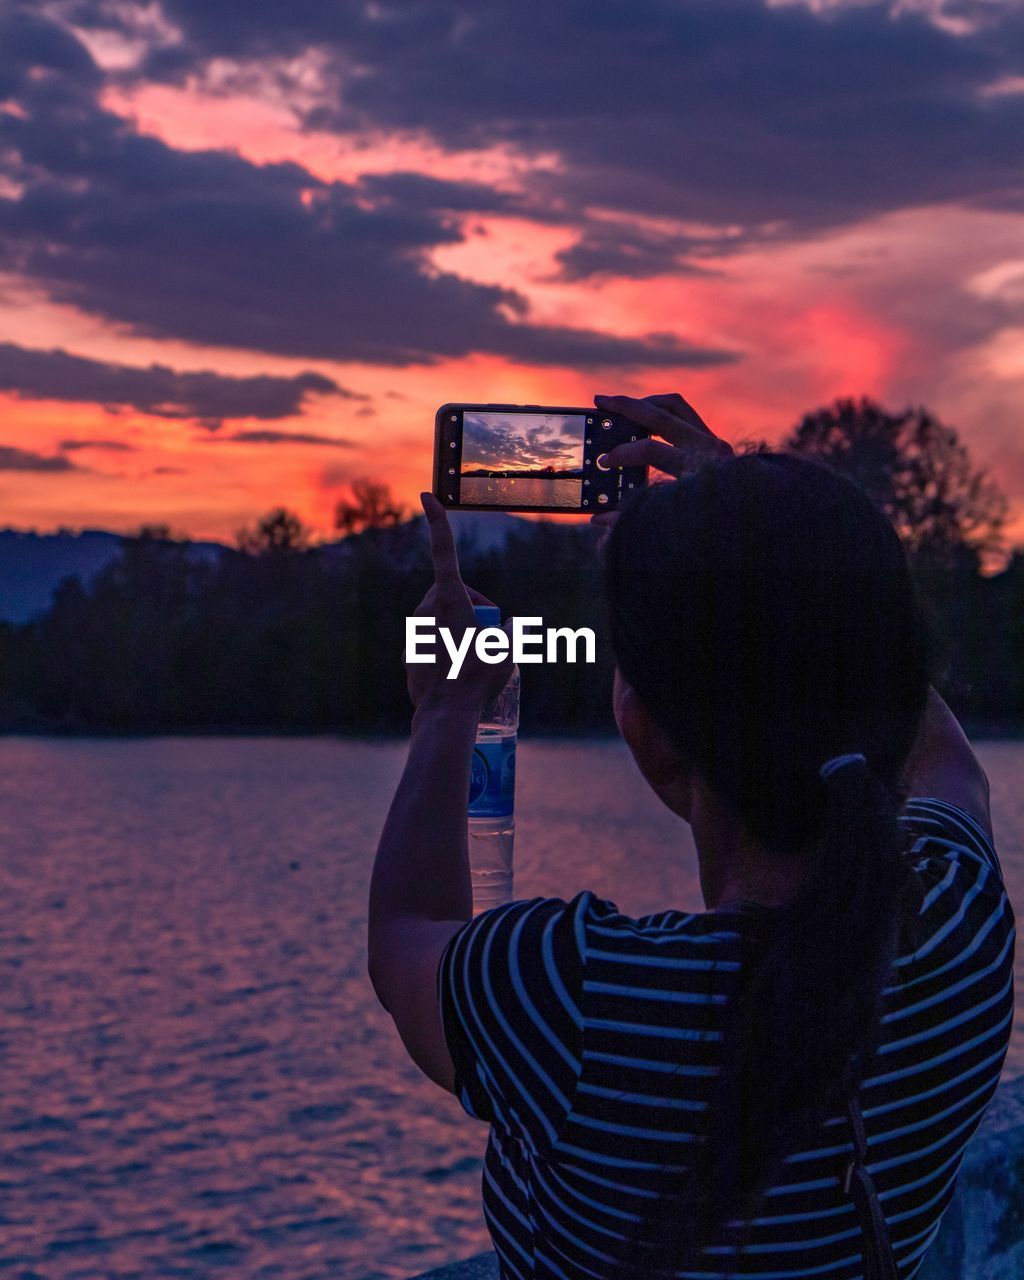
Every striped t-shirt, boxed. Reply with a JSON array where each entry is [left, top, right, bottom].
[[438, 798, 1016, 1279]]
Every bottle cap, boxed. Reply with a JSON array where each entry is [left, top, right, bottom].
[[473, 605, 501, 627]]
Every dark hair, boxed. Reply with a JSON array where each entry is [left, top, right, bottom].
[[603, 452, 929, 1274]]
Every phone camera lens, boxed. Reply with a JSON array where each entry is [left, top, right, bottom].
[[450, 414, 457, 422], [449, 441, 456, 448], [601, 418, 613, 429]]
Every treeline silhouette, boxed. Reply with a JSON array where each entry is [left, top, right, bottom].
[[0, 400, 1020, 734]]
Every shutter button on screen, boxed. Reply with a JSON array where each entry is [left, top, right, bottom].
[[596, 453, 611, 471]]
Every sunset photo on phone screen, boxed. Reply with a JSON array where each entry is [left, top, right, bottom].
[[460, 411, 586, 508]]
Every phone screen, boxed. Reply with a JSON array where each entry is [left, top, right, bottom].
[[461, 410, 586, 509], [435, 403, 648, 513]]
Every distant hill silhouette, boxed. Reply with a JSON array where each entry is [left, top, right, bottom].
[[0, 495, 1019, 733], [0, 398, 1017, 732], [0, 529, 228, 623], [0, 530, 128, 622], [0, 512, 525, 623]]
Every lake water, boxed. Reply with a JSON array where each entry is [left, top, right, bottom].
[[459, 476, 583, 508], [0, 737, 1019, 1279]]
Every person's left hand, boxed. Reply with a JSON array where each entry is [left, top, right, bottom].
[[407, 493, 513, 713]]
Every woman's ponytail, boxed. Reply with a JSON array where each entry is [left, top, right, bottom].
[[720, 753, 914, 1202], [618, 754, 917, 1276], [604, 452, 929, 1274]]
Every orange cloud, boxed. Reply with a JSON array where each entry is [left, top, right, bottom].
[[4, 77, 1022, 548], [102, 82, 559, 190]]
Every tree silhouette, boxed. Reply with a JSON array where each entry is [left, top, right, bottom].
[[236, 507, 311, 555], [785, 398, 1007, 566], [334, 479, 406, 535], [0, 398, 1020, 733]]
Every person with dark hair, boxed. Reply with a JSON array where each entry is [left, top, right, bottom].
[[367, 393, 1015, 1279]]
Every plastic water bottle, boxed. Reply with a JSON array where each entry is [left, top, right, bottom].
[[468, 605, 519, 914]]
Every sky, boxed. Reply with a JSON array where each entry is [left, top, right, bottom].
[[0, 0, 1022, 544], [462, 413, 584, 473]]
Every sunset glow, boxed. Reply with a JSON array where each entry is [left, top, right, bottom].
[[1, 2, 1022, 544]]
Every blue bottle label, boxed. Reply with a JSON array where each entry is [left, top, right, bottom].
[[468, 738, 516, 818]]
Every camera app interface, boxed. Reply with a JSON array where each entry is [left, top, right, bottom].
[[460, 411, 585, 508]]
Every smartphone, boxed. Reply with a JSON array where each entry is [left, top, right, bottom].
[[433, 403, 649, 514]]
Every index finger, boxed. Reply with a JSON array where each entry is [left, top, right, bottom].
[[644, 392, 714, 436], [420, 492, 463, 590], [595, 394, 709, 449]]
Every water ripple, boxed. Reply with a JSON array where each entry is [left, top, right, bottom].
[[0, 736, 1018, 1277]]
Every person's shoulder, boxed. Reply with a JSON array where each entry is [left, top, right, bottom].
[[437, 894, 590, 1147], [893, 796, 1014, 975], [458, 890, 594, 936], [579, 893, 746, 953], [899, 795, 1005, 886], [441, 892, 592, 976]]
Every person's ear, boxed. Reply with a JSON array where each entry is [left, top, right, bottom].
[[615, 677, 694, 820]]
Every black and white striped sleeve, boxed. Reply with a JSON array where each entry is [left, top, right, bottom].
[[900, 796, 1004, 881], [437, 892, 589, 1155]]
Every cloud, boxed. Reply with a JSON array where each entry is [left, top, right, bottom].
[[554, 221, 728, 282], [462, 413, 582, 470], [355, 171, 520, 215], [0, 12, 735, 370], [105, 0, 1024, 237], [0, 341, 345, 426], [223, 429, 355, 447], [60, 437, 137, 451], [0, 444, 80, 471]]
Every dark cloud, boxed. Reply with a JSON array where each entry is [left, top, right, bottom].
[[0, 11, 735, 370], [355, 172, 519, 215], [0, 444, 80, 472], [116, 0, 1024, 235], [462, 412, 582, 470], [0, 342, 345, 427], [554, 223, 726, 282], [223, 429, 355, 447], [60, 437, 137, 451], [8, 2, 1021, 380]]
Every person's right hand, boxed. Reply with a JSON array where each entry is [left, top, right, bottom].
[[596, 391, 732, 475], [407, 492, 513, 715], [590, 392, 733, 540]]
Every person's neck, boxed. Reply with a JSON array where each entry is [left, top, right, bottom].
[[690, 782, 806, 911]]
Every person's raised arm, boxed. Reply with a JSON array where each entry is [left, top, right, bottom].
[[366, 493, 512, 1093], [902, 685, 992, 840]]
